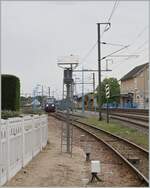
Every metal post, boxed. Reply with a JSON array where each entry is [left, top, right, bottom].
[[0, 12, 1, 180], [93, 73, 95, 93], [97, 22, 111, 120], [42, 85, 44, 108], [66, 83, 71, 153], [93, 73, 96, 112], [82, 65, 85, 113], [48, 87, 50, 97], [32, 89, 35, 111], [106, 98, 109, 123], [62, 80, 64, 99], [97, 23, 102, 120]]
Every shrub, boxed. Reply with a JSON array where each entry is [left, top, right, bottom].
[[2, 110, 21, 119], [2, 74, 20, 111]]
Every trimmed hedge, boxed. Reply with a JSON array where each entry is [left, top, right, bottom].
[[2, 74, 20, 111]]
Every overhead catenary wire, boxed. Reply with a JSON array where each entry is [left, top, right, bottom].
[[121, 25, 149, 55], [111, 25, 149, 63], [80, 0, 120, 66], [101, 0, 120, 38], [123, 41, 148, 61], [101, 45, 130, 60], [81, 41, 97, 64], [129, 26, 149, 47], [118, 39, 148, 61], [110, 49, 148, 71], [101, 42, 125, 46], [133, 40, 148, 51]]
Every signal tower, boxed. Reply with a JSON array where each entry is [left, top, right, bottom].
[[58, 56, 78, 155]]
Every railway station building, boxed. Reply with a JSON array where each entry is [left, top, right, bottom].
[[120, 62, 149, 109]]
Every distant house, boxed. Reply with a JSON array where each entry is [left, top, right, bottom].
[[31, 99, 41, 106], [120, 62, 149, 109]]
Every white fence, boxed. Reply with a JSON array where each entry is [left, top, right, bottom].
[[0, 114, 48, 185]]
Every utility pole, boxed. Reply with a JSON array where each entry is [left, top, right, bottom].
[[97, 22, 111, 121], [97, 23, 102, 120], [52, 90, 55, 98], [48, 87, 50, 97], [82, 65, 85, 113], [42, 85, 44, 108], [92, 73, 96, 112], [92, 73, 95, 93]]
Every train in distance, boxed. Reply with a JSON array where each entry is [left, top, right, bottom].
[[44, 97, 56, 112]]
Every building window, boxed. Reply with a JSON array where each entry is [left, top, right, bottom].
[[134, 78, 137, 89]]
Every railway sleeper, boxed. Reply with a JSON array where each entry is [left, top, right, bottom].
[[104, 139, 119, 142], [127, 156, 140, 166]]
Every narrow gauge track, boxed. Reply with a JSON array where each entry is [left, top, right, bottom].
[[52, 111, 149, 186]]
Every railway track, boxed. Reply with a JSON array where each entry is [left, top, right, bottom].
[[71, 109, 149, 129], [109, 114, 148, 128], [106, 108, 149, 115], [52, 111, 149, 186], [104, 108, 149, 128]]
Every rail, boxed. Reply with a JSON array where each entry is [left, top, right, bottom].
[[53, 112, 149, 186]]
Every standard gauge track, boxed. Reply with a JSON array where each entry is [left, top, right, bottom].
[[109, 113, 148, 128], [53, 112, 149, 186], [74, 110, 149, 129]]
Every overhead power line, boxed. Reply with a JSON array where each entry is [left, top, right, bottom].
[[128, 26, 149, 47], [81, 41, 97, 63], [101, 0, 120, 37], [134, 40, 148, 51], [81, 40, 126, 65], [115, 26, 148, 62], [101, 45, 129, 60], [101, 42, 126, 46]]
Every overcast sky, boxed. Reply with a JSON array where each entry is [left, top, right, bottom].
[[1, 1, 149, 99]]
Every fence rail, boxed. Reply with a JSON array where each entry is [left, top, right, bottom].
[[0, 114, 48, 185]]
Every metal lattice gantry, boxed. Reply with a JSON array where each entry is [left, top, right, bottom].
[[57, 55, 79, 155]]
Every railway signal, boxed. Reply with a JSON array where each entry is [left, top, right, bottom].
[[105, 84, 110, 123], [105, 84, 110, 99]]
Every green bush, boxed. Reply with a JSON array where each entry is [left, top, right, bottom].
[[2, 74, 20, 111], [21, 106, 45, 115], [2, 110, 21, 119]]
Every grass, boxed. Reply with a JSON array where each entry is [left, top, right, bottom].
[[79, 116, 149, 150]]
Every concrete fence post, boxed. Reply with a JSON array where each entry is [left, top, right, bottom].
[[6, 119, 10, 180], [22, 117, 25, 167], [40, 116, 43, 151], [0, 114, 48, 185]]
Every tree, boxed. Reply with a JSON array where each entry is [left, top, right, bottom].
[[96, 77, 120, 105]]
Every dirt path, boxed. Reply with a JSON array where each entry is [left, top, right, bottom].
[[5, 116, 89, 187], [5, 116, 143, 187]]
